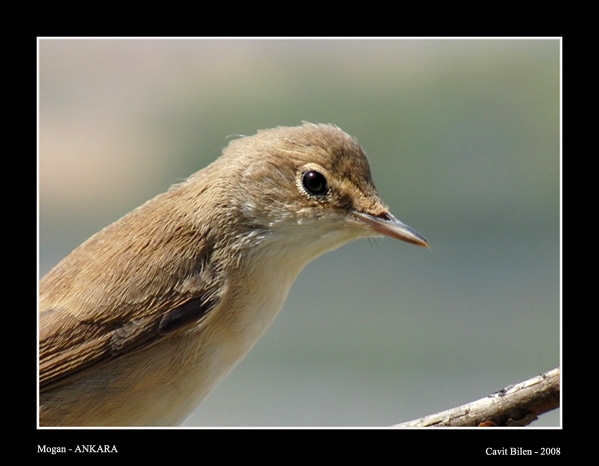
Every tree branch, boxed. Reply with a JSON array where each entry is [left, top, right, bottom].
[[393, 367, 560, 427]]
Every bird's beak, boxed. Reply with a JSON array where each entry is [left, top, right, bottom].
[[351, 210, 429, 248]]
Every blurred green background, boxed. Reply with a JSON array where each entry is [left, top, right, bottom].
[[38, 38, 560, 427]]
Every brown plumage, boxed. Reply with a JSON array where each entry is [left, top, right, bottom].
[[39, 123, 428, 426]]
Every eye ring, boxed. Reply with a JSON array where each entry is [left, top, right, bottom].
[[302, 170, 328, 196]]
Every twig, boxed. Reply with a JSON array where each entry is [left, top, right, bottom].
[[393, 367, 560, 427]]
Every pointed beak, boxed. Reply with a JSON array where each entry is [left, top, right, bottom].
[[351, 210, 429, 248]]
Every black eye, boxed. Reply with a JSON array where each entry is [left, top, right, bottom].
[[302, 170, 328, 196]]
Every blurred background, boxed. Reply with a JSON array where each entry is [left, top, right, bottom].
[[38, 38, 560, 427]]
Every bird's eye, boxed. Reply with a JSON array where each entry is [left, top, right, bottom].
[[302, 170, 328, 196]]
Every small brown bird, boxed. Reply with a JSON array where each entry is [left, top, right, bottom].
[[39, 123, 428, 426]]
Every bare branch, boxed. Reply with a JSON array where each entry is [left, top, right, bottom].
[[393, 367, 560, 427]]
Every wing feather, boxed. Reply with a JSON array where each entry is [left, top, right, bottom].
[[39, 292, 220, 390], [39, 192, 225, 391]]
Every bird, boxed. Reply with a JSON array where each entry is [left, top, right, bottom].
[[39, 122, 429, 426]]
